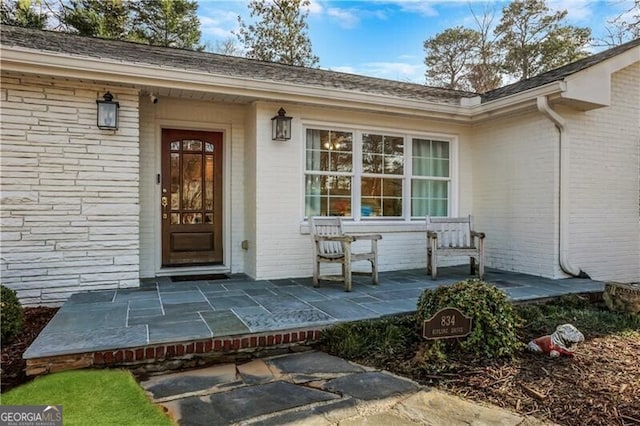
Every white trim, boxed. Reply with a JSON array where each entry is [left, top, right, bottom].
[[152, 120, 233, 275]]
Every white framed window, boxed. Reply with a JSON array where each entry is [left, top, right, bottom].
[[304, 126, 454, 220], [305, 129, 354, 217]]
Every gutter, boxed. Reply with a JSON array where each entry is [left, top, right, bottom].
[[536, 96, 590, 278]]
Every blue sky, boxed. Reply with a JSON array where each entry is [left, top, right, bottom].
[[198, 1, 634, 83]]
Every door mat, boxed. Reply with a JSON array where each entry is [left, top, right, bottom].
[[170, 274, 230, 282]]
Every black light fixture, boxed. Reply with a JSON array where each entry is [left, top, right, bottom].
[[271, 107, 292, 141], [96, 91, 119, 130]]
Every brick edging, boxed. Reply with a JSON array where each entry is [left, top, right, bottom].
[[26, 329, 323, 376]]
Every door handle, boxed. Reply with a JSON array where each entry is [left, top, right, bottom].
[[161, 196, 168, 219]]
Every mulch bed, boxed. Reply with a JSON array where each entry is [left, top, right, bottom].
[[445, 335, 639, 425], [378, 333, 640, 426], [1, 307, 58, 393]]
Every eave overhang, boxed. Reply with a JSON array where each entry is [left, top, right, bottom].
[[2, 44, 638, 124]]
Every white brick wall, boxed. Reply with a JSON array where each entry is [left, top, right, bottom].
[[565, 63, 640, 282], [471, 112, 560, 278], [0, 74, 140, 305]]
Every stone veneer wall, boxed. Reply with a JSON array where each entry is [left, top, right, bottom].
[[0, 74, 140, 305]]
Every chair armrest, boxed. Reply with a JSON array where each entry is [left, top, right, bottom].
[[348, 233, 382, 241], [314, 235, 354, 243], [470, 230, 485, 239], [427, 231, 438, 240]]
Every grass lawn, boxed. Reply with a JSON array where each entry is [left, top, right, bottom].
[[0, 369, 172, 426]]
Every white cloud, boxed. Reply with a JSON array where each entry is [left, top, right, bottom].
[[326, 65, 358, 74], [549, 0, 594, 22], [327, 61, 423, 83], [327, 7, 361, 28], [198, 7, 241, 39], [306, 0, 324, 15]]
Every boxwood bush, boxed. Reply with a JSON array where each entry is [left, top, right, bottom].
[[1, 285, 24, 344], [416, 279, 523, 359]]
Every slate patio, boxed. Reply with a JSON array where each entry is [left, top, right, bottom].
[[24, 265, 604, 363]]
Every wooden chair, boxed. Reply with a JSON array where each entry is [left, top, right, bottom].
[[310, 216, 382, 292], [426, 215, 485, 280]]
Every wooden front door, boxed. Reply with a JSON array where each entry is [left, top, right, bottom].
[[161, 129, 223, 266]]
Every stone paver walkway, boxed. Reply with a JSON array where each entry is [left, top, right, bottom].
[[24, 266, 603, 360], [141, 351, 548, 425]]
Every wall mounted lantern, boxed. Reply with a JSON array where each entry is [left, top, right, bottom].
[[271, 107, 292, 141], [96, 92, 119, 130]]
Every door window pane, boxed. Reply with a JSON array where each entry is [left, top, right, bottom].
[[183, 212, 202, 224], [182, 154, 202, 210], [183, 140, 203, 151], [170, 153, 180, 210], [205, 155, 214, 211]]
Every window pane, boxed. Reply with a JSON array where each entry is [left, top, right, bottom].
[[363, 134, 404, 175], [170, 141, 180, 151], [411, 179, 448, 217], [432, 140, 449, 158], [432, 159, 449, 177], [384, 136, 404, 155], [412, 157, 430, 176], [306, 129, 352, 172], [413, 139, 449, 178], [305, 174, 352, 217], [362, 134, 383, 154], [362, 154, 383, 173], [385, 155, 404, 174], [361, 177, 402, 217]]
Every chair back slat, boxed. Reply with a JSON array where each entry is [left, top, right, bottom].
[[310, 217, 344, 256], [427, 215, 473, 249]]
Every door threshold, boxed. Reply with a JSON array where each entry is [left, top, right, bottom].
[[156, 265, 230, 277]]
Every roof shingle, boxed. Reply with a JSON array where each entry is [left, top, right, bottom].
[[0, 25, 474, 105], [481, 38, 640, 103]]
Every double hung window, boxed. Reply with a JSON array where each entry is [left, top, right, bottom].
[[304, 127, 453, 220]]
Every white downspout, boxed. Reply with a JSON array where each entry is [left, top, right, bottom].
[[536, 96, 589, 278]]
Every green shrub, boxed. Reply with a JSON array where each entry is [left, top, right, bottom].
[[416, 279, 523, 359], [320, 315, 416, 361], [1, 285, 24, 343]]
